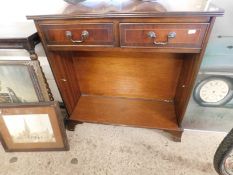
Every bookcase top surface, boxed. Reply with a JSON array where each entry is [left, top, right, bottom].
[[27, 0, 224, 20]]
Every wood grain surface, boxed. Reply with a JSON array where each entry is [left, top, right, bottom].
[[73, 51, 183, 100], [28, 0, 223, 140], [71, 95, 179, 131], [120, 23, 208, 49]]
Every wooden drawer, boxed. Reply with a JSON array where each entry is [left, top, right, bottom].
[[40, 23, 115, 46], [120, 23, 209, 49]]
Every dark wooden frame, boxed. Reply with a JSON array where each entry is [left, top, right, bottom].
[[0, 101, 69, 152], [0, 60, 51, 103], [0, 33, 40, 60]]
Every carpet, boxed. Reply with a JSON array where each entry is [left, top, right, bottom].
[[0, 123, 226, 175]]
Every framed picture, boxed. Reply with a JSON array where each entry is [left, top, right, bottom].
[[0, 60, 50, 103], [0, 102, 69, 152]]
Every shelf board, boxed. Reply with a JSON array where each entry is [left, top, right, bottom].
[[70, 95, 180, 131]]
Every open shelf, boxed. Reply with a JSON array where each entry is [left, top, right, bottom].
[[70, 95, 180, 131]]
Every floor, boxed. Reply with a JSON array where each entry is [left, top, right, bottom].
[[0, 123, 226, 175], [182, 97, 233, 132]]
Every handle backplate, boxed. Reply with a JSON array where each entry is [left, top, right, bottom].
[[147, 31, 176, 45], [65, 30, 89, 44]]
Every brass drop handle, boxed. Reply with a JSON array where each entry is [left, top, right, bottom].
[[65, 30, 89, 44], [147, 31, 176, 45]]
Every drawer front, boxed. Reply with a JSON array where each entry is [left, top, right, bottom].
[[41, 23, 115, 46], [120, 23, 209, 49]]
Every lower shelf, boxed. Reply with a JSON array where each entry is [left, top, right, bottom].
[[70, 95, 180, 131]]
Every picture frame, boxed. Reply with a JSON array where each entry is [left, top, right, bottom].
[[0, 101, 69, 152], [0, 60, 50, 104]]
